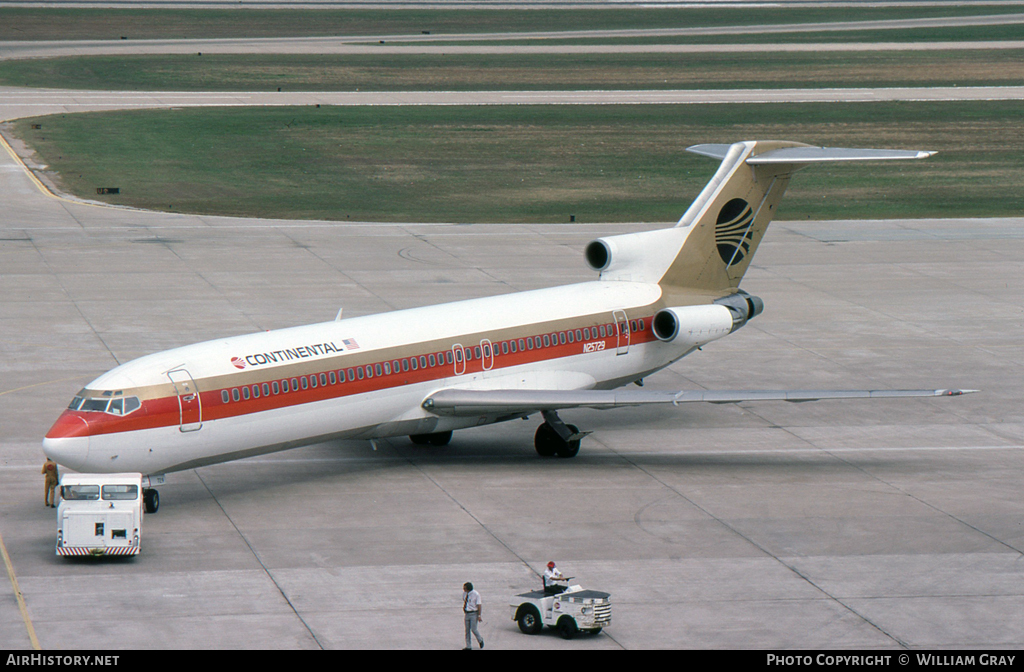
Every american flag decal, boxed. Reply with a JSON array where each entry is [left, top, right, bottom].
[[343, 338, 360, 350]]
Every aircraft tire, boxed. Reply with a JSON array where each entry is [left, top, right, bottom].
[[534, 423, 559, 457], [556, 425, 581, 458], [427, 431, 453, 446], [143, 488, 160, 514], [409, 434, 431, 445]]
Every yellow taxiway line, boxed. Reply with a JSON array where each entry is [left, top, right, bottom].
[[0, 529, 42, 650]]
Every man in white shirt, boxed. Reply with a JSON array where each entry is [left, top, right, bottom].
[[463, 582, 484, 650], [543, 561, 565, 595]]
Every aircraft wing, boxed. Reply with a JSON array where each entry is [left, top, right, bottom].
[[421, 388, 976, 417]]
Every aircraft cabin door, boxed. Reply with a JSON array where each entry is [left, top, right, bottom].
[[613, 310, 631, 356], [167, 368, 202, 432]]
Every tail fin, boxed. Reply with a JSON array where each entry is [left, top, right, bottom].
[[660, 141, 934, 291], [584, 141, 933, 293]]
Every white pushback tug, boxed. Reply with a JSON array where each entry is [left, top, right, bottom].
[[56, 473, 143, 557], [511, 577, 612, 639]]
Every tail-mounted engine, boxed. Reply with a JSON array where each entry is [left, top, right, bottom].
[[652, 291, 763, 347]]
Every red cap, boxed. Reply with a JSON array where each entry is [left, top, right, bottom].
[[547, 561, 555, 568]]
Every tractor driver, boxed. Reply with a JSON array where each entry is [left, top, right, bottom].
[[543, 561, 566, 595]]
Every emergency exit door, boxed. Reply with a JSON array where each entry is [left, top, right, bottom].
[[167, 368, 202, 432]]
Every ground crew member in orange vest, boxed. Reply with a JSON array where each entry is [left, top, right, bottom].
[[42, 458, 59, 508]]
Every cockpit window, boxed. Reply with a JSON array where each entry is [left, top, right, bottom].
[[62, 484, 99, 500], [81, 397, 110, 412], [74, 394, 142, 416]]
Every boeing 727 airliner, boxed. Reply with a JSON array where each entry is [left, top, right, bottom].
[[42, 140, 974, 512]]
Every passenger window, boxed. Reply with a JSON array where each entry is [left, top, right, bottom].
[[384, 361, 391, 375], [455, 349, 463, 363], [272, 381, 280, 394], [392, 361, 400, 374], [559, 332, 566, 345], [365, 365, 373, 379], [222, 390, 230, 404], [356, 367, 364, 380], [320, 373, 328, 386], [518, 339, 525, 351], [329, 371, 336, 385], [282, 379, 290, 393], [599, 325, 606, 338], [419, 356, 427, 369], [445, 351, 454, 365], [232, 388, 240, 402], [583, 327, 591, 340], [300, 377, 308, 390], [375, 363, 382, 377], [263, 383, 271, 396], [428, 354, 436, 367], [291, 378, 299, 391], [474, 346, 481, 359], [403, 359, 411, 372], [252, 385, 261, 398], [501, 341, 509, 355], [510, 340, 517, 354], [567, 331, 574, 344], [347, 368, 355, 381], [543, 334, 551, 348], [242, 387, 250, 400]]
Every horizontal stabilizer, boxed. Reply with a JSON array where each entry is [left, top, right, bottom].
[[422, 388, 976, 417], [686, 143, 935, 164]]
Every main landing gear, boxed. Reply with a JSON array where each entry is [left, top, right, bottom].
[[143, 488, 159, 514], [534, 411, 590, 459], [409, 431, 453, 446]]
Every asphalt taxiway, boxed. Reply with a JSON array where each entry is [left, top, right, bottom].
[[1, 66, 1024, 650]]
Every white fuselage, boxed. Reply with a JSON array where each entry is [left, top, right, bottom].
[[43, 279, 728, 477]]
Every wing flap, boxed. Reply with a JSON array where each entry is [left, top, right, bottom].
[[422, 388, 976, 417]]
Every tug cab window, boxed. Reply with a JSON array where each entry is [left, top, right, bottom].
[[62, 484, 99, 501], [102, 485, 139, 501]]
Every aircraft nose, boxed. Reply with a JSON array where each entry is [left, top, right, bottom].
[[43, 411, 90, 470]]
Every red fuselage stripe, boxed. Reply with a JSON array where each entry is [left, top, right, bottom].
[[62, 318, 656, 437]]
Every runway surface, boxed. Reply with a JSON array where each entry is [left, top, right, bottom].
[[1, 41, 1023, 650]]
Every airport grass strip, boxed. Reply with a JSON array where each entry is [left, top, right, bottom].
[[0, 6, 1017, 41], [8, 101, 1024, 223], [2, 50, 1023, 93]]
